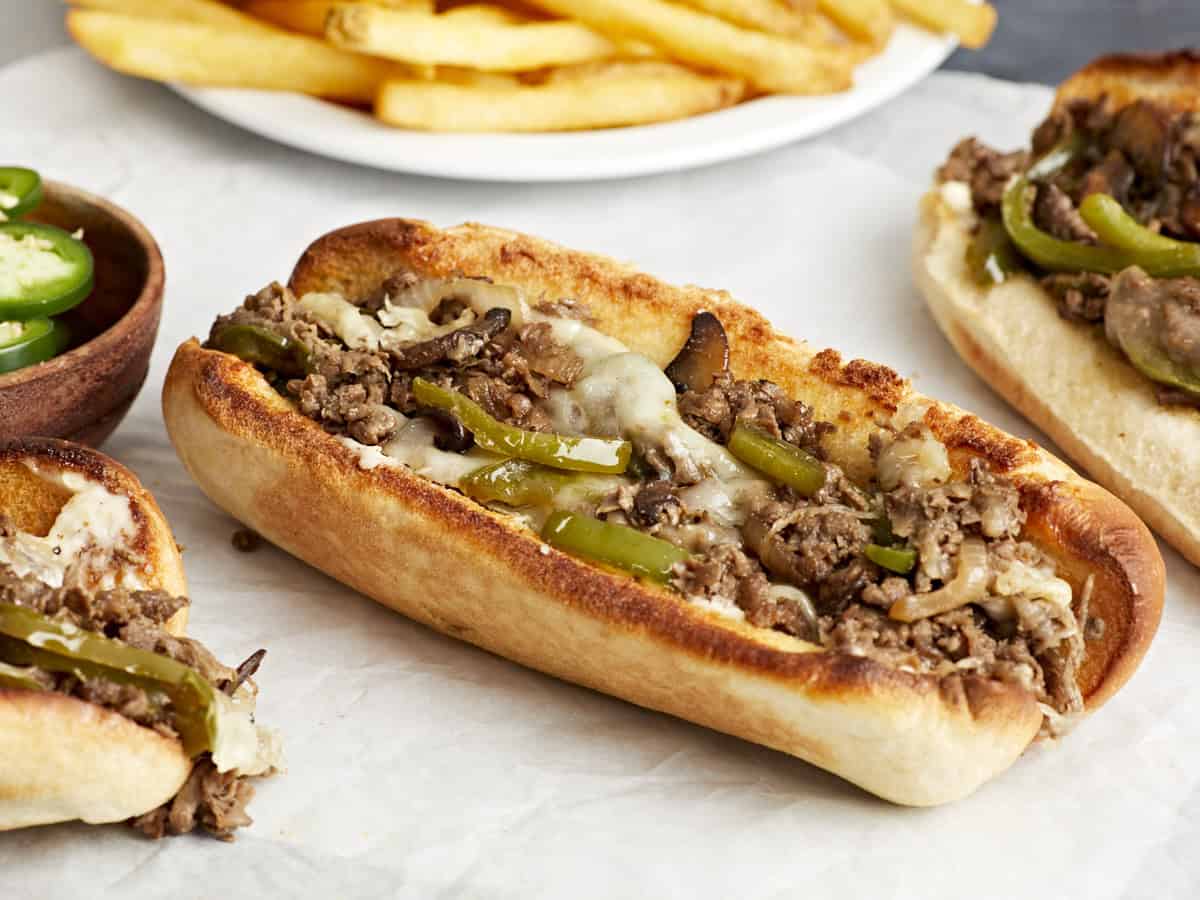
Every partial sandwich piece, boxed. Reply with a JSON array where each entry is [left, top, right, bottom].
[[0, 438, 280, 837], [0, 438, 187, 620], [164, 218, 1161, 806], [913, 51, 1200, 566]]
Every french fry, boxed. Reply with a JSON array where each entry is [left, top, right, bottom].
[[440, 4, 530, 26], [436, 66, 522, 88], [325, 5, 622, 72], [376, 69, 745, 131], [672, 0, 815, 37], [242, 0, 435, 35], [70, 0, 277, 32], [890, 0, 996, 49], [241, 0, 331, 34], [66, 10, 408, 102], [520, 0, 851, 94], [540, 60, 701, 83], [816, 0, 893, 46]]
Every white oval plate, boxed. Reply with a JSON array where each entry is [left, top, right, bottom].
[[172, 24, 954, 182]]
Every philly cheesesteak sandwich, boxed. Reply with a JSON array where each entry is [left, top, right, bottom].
[[164, 218, 1163, 805]]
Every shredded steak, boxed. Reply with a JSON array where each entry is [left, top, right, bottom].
[[938, 137, 1028, 215], [678, 372, 833, 454], [130, 756, 255, 842]]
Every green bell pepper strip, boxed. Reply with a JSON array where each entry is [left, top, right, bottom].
[[460, 459, 578, 507], [966, 217, 1023, 286], [1001, 178, 1138, 274], [727, 423, 825, 497], [210, 323, 310, 376], [0, 222, 94, 319], [0, 604, 218, 757], [413, 378, 631, 474], [0, 167, 43, 219], [541, 511, 691, 583], [0, 317, 68, 375], [0, 659, 50, 692], [1078, 193, 1200, 276], [864, 543, 917, 575]]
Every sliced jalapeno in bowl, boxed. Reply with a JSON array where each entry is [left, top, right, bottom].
[[0, 167, 43, 220], [0, 317, 69, 375], [0, 221, 94, 319]]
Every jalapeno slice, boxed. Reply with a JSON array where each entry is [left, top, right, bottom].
[[0, 222, 94, 319], [0, 317, 68, 375], [0, 167, 43, 220], [209, 324, 309, 376], [0, 604, 219, 757]]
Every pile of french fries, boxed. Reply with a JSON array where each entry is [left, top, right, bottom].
[[65, 0, 997, 133]]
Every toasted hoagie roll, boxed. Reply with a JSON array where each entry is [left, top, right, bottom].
[[164, 218, 1162, 806], [0, 438, 280, 837], [914, 51, 1200, 565]]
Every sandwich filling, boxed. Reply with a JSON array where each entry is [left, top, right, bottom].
[[938, 94, 1200, 408], [0, 484, 280, 840], [208, 276, 1105, 733]]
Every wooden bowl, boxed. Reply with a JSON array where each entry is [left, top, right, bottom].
[[0, 181, 165, 447]]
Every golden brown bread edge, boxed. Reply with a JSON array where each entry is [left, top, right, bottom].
[[163, 218, 1163, 806], [913, 51, 1200, 566], [0, 438, 192, 830]]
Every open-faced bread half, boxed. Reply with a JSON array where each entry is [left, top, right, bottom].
[[164, 218, 1163, 806], [0, 438, 279, 835], [0, 437, 189, 830], [914, 51, 1200, 566]]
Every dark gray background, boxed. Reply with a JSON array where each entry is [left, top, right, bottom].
[[945, 0, 1200, 83], [1, 1, 1198, 82]]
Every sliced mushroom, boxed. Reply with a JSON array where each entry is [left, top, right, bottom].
[[1109, 100, 1170, 182], [1105, 266, 1200, 400], [415, 407, 475, 453], [630, 481, 683, 528], [665, 311, 730, 393], [389, 307, 511, 371]]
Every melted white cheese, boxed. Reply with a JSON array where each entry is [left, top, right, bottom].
[[876, 427, 951, 490], [549, 352, 768, 524], [337, 414, 501, 485], [210, 688, 284, 776], [0, 231, 75, 300], [0, 465, 144, 590], [297, 285, 501, 353], [296, 292, 385, 350], [526, 308, 627, 363], [940, 180, 974, 214], [980, 558, 1076, 626]]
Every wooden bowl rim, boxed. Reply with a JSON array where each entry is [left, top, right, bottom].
[[0, 179, 165, 388]]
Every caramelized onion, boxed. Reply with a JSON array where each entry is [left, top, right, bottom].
[[889, 537, 988, 622]]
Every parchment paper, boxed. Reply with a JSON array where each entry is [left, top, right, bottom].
[[2, 50, 1198, 900]]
